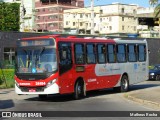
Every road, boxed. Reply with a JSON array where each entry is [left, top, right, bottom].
[[0, 80, 160, 120]]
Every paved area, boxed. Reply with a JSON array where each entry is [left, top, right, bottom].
[[0, 81, 160, 110], [125, 85, 160, 110]]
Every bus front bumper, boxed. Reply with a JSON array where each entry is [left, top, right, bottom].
[[15, 83, 59, 95]]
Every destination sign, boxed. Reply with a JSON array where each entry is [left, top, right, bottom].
[[17, 39, 54, 47]]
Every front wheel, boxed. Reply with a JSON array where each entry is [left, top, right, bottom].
[[74, 80, 86, 100]]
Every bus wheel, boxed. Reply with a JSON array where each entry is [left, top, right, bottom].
[[120, 75, 129, 92], [38, 95, 47, 100], [74, 80, 86, 100]]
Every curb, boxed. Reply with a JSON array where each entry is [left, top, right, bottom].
[[124, 94, 160, 110]]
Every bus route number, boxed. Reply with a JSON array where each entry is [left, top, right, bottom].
[[35, 82, 46, 86]]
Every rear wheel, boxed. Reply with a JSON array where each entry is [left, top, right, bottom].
[[120, 75, 129, 92], [114, 75, 129, 93], [74, 80, 86, 100]]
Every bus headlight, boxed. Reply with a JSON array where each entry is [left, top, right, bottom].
[[150, 73, 155, 75], [46, 79, 57, 88]]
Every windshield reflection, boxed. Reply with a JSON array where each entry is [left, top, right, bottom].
[[16, 48, 57, 73]]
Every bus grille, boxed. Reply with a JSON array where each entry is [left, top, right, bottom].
[[20, 86, 44, 92]]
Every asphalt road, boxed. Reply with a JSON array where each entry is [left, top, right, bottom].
[[0, 80, 160, 120]]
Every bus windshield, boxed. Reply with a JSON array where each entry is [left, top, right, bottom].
[[16, 48, 57, 73]]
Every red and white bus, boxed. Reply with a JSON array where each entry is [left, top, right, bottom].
[[15, 35, 149, 99]]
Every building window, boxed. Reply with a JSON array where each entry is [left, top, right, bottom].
[[133, 9, 136, 14], [100, 9, 103, 14], [94, 23, 96, 27], [109, 26, 112, 30], [100, 18, 102, 22], [109, 17, 112, 21], [66, 21, 68, 25], [3, 47, 15, 65], [80, 22, 83, 26], [85, 14, 88, 18], [134, 26, 136, 31], [122, 26, 124, 30], [80, 14, 83, 18], [42, 8, 45, 12], [122, 17, 124, 21], [73, 22, 75, 26], [121, 8, 124, 13]]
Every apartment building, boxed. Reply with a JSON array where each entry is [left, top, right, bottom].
[[64, 6, 101, 34], [64, 3, 138, 35], [35, 0, 84, 33]]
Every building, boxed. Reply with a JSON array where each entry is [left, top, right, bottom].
[[64, 6, 101, 34], [64, 3, 138, 35], [34, 0, 84, 33], [137, 7, 159, 38], [20, 0, 35, 32]]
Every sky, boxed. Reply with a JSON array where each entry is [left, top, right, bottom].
[[84, 0, 151, 8]]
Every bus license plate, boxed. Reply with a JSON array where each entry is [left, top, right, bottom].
[[29, 88, 36, 92]]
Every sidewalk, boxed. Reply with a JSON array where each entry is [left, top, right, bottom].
[[124, 86, 160, 110]]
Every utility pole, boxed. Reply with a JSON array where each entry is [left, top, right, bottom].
[[91, 0, 94, 35]]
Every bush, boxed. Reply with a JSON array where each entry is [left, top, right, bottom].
[[0, 69, 15, 88]]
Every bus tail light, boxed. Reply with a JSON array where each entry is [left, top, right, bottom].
[[46, 79, 57, 88]]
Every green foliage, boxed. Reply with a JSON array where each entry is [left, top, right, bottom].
[[0, 69, 15, 88], [0, 2, 20, 31]]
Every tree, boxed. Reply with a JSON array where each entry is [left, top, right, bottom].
[[149, 0, 160, 17], [0, 2, 20, 31]]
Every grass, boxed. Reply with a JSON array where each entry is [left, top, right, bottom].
[[0, 69, 15, 89]]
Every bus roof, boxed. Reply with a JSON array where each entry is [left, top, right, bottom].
[[20, 35, 147, 44]]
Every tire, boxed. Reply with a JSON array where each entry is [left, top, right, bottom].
[[155, 75, 160, 81], [38, 95, 47, 100], [74, 80, 86, 100], [120, 75, 129, 92]]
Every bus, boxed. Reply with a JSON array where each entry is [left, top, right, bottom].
[[15, 35, 149, 99]]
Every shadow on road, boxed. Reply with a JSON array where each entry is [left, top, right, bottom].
[[129, 83, 160, 91], [0, 99, 14, 109]]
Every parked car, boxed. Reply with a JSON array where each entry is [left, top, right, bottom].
[[149, 64, 160, 80]]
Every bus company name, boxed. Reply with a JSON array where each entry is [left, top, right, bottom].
[[88, 78, 97, 82], [19, 83, 31, 86]]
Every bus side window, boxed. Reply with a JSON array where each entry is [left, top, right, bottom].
[[128, 44, 137, 62], [58, 42, 72, 75], [117, 44, 126, 62], [107, 44, 116, 63], [138, 45, 146, 62], [75, 44, 85, 64], [86, 44, 96, 64], [97, 44, 106, 63]]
